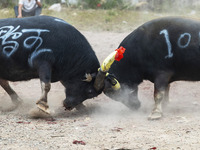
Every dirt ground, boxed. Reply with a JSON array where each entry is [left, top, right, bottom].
[[0, 31, 200, 150]]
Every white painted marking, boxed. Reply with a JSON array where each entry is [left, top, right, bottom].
[[160, 29, 173, 58], [177, 33, 191, 48], [54, 18, 68, 25], [0, 25, 50, 58]]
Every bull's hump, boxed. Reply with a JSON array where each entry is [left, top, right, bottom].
[[2, 16, 70, 28], [142, 17, 200, 30]]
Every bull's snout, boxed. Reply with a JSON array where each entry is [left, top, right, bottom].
[[63, 98, 79, 111], [63, 101, 73, 110]]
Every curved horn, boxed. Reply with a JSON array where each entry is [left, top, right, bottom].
[[94, 46, 126, 91], [106, 72, 121, 90]]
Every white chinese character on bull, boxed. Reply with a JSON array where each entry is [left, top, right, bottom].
[[0, 26, 22, 57], [0, 25, 50, 57]]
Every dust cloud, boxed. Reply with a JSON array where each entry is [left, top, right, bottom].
[[0, 31, 199, 121], [1, 31, 200, 149]]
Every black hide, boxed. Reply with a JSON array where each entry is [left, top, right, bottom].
[[104, 17, 200, 110], [0, 15, 101, 109]]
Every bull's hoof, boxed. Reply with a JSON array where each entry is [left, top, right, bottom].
[[0, 105, 19, 112], [0, 98, 23, 112], [36, 101, 50, 114], [29, 107, 52, 119], [148, 111, 162, 120]]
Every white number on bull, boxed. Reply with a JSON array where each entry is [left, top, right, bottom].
[[160, 29, 173, 59], [177, 33, 191, 48]]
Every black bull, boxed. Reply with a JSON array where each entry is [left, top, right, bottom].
[[103, 17, 200, 120], [0, 15, 118, 114]]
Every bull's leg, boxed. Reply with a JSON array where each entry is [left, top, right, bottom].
[[35, 62, 51, 114], [148, 72, 172, 120], [163, 85, 170, 105], [125, 86, 141, 110], [0, 78, 22, 108]]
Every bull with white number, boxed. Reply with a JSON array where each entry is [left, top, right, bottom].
[[0, 15, 122, 115], [104, 17, 200, 120]]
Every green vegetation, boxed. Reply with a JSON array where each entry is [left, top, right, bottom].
[[0, 0, 15, 8], [0, 7, 200, 32], [78, 0, 125, 9]]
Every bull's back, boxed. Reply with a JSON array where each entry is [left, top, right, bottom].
[[0, 16, 99, 81], [111, 17, 200, 83]]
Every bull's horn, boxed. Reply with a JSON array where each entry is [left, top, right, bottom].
[[94, 46, 126, 91], [106, 73, 121, 90], [111, 78, 120, 90]]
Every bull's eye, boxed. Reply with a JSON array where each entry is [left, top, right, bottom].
[[88, 89, 93, 94], [87, 89, 95, 97]]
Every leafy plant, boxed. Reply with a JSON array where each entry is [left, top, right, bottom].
[[79, 0, 100, 9], [78, 0, 125, 9], [0, 0, 15, 8], [101, 0, 124, 9], [43, 0, 60, 5]]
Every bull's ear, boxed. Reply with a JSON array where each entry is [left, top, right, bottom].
[[82, 73, 97, 82], [82, 73, 92, 82]]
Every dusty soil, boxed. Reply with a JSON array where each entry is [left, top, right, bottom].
[[0, 31, 200, 150]]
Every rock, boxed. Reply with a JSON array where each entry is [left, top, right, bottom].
[[68, 0, 78, 5], [61, 0, 66, 3], [49, 3, 62, 12]]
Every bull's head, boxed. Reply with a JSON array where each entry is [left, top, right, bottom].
[[63, 47, 126, 110]]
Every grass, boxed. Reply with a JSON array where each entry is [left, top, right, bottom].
[[1, 7, 200, 32]]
